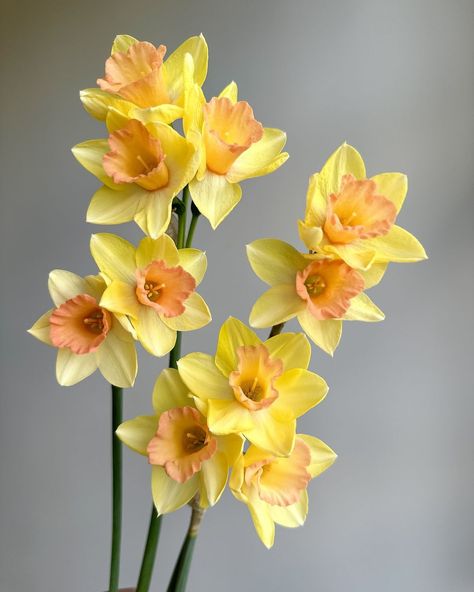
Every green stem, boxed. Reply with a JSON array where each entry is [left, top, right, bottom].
[[166, 499, 205, 592], [109, 385, 123, 592], [177, 186, 189, 248], [185, 203, 201, 248], [135, 507, 163, 592], [269, 322, 285, 337]]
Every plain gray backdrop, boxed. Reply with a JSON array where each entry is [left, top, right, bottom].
[[1, 1, 473, 591]]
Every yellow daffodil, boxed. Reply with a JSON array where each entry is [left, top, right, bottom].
[[178, 317, 327, 456], [230, 435, 336, 548], [80, 34, 208, 126], [90, 233, 211, 357], [247, 239, 385, 355], [72, 117, 198, 238], [182, 62, 289, 228], [117, 368, 243, 513], [298, 143, 427, 270], [28, 270, 137, 387]]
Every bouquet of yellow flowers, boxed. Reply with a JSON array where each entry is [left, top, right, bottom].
[[28, 32, 426, 592]]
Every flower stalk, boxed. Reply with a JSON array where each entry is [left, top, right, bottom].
[[109, 385, 123, 592]]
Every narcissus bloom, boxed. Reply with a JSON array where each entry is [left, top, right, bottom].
[[230, 435, 336, 548], [178, 318, 327, 456], [117, 368, 243, 513], [247, 239, 385, 355], [90, 233, 211, 357], [183, 66, 289, 228], [72, 117, 198, 238], [81, 34, 208, 126], [298, 143, 427, 270], [28, 270, 137, 387]]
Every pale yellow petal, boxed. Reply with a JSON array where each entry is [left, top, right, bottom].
[[116, 415, 158, 455], [48, 270, 88, 306], [249, 285, 305, 328], [207, 399, 254, 434], [90, 234, 136, 283], [80, 88, 131, 121], [100, 281, 141, 319], [244, 410, 295, 456], [215, 317, 261, 376], [218, 81, 238, 102], [367, 225, 427, 263], [246, 239, 307, 285], [83, 275, 107, 300], [264, 332, 311, 372], [189, 172, 242, 229], [298, 435, 337, 478], [135, 307, 177, 357], [72, 140, 117, 188], [217, 434, 244, 467], [177, 353, 233, 400], [318, 142, 366, 197], [152, 367, 192, 415], [164, 34, 209, 103], [56, 349, 97, 386], [271, 369, 328, 421], [151, 466, 198, 515], [344, 293, 385, 322], [269, 490, 308, 528], [323, 242, 377, 271], [247, 494, 275, 548], [177, 249, 207, 285], [298, 219, 324, 252], [161, 292, 211, 331], [111, 34, 138, 53], [371, 172, 407, 213], [136, 234, 179, 269], [359, 262, 388, 288], [87, 185, 143, 225], [297, 310, 342, 356], [226, 128, 288, 183], [135, 104, 183, 126], [96, 325, 138, 387], [28, 310, 53, 345], [201, 450, 228, 506], [133, 192, 173, 239], [304, 172, 327, 226]]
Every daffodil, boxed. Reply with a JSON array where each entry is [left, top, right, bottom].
[[28, 270, 137, 387], [298, 143, 427, 270], [247, 239, 385, 355], [80, 34, 208, 126], [72, 117, 198, 238], [230, 435, 336, 548], [117, 368, 243, 513], [178, 317, 327, 456], [90, 233, 211, 357], [182, 64, 289, 228]]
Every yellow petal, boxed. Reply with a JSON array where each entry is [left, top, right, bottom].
[[304, 172, 326, 226], [116, 415, 158, 455], [87, 185, 143, 225], [359, 262, 388, 288], [344, 293, 385, 322], [265, 332, 311, 372], [269, 490, 308, 528], [246, 239, 307, 285], [133, 192, 173, 239], [201, 450, 228, 506], [90, 234, 136, 283], [271, 369, 328, 421], [111, 34, 138, 53], [96, 324, 138, 387], [217, 433, 244, 466], [215, 317, 261, 376], [164, 34, 208, 102], [136, 234, 179, 269], [323, 242, 376, 271], [135, 307, 177, 357], [247, 495, 275, 548], [151, 466, 198, 514], [297, 310, 342, 356], [298, 435, 337, 478], [135, 104, 184, 126], [177, 249, 207, 286], [56, 349, 97, 386], [244, 410, 295, 456], [298, 219, 324, 252], [249, 285, 305, 328], [226, 128, 288, 183], [100, 281, 141, 319], [218, 81, 238, 102], [177, 353, 233, 400], [48, 270, 88, 306], [371, 172, 407, 213], [28, 310, 53, 345], [318, 142, 366, 197], [80, 88, 131, 121], [152, 367, 192, 415], [161, 292, 211, 331], [207, 399, 254, 434], [72, 140, 117, 188], [367, 225, 427, 263], [189, 172, 242, 229]]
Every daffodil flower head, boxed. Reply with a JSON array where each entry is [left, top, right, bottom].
[[182, 73, 289, 229], [28, 271, 137, 387], [298, 143, 427, 270], [90, 233, 211, 357], [80, 33, 209, 126], [117, 368, 243, 513], [178, 317, 328, 456], [230, 435, 337, 548], [72, 118, 199, 238], [247, 239, 387, 355]]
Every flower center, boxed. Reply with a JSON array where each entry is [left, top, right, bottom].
[[183, 426, 208, 453], [83, 308, 108, 334], [304, 274, 326, 297], [135, 260, 196, 317]]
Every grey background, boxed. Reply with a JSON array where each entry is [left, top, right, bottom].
[[1, 0, 473, 590]]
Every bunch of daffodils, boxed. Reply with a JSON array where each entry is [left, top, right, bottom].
[[29, 31, 426, 592]]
